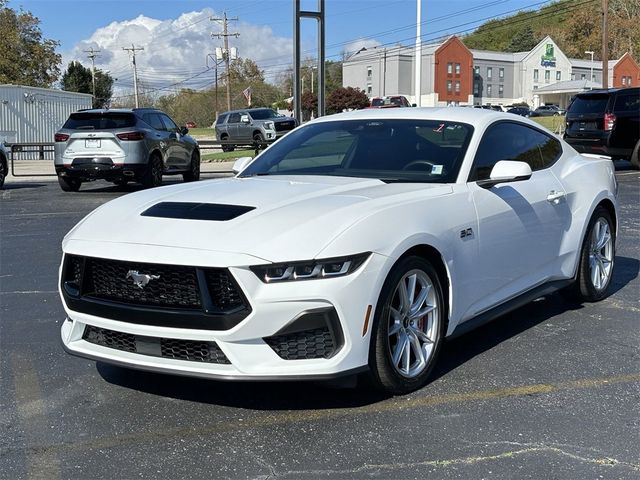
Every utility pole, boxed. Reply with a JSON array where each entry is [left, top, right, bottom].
[[122, 44, 144, 107], [601, 0, 609, 89], [414, 0, 422, 106], [84, 47, 100, 105], [211, 12, 239, 111]]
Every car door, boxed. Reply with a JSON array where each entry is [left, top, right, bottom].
[[142, 113, 172, 165], [226, 112, 241, 141], [160, 114, 189, 168], [465, 121, 568, 317], [236, 111, 252, 141]]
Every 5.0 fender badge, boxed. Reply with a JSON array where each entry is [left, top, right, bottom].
[[126, 270, 160, 289]]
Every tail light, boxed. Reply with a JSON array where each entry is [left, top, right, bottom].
[[116, 131, 145, 141], [604, 113, 616, 131], [54, 133, 69, 142]]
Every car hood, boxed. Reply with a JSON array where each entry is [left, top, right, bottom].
[[64, 175, 453, 264]]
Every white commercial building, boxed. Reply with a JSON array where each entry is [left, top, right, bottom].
[[0, 85, 92, 144]]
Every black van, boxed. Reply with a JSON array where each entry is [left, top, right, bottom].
[[564, 87, 639, 169]]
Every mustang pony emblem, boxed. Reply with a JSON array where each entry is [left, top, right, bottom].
[[126, 270, 160, 289]]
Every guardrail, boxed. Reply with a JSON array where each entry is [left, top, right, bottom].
[[197, 139, 274, 156], [9, 142, 56, 177]]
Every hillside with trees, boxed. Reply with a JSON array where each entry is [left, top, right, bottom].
[[463, 0, 639, 61]]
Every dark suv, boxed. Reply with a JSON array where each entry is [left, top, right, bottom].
[[54, 108, 200, 191], [564, 87, 640, 168]]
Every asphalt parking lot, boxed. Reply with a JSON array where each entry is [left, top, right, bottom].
[[1, 166, 638, 479]]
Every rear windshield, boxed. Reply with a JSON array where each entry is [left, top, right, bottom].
[[568, 95, 610, 115], [63, 112, 136, 130]]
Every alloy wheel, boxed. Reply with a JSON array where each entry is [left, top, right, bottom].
[[386, 269, 439, 378], [589, 218, 613, 291]]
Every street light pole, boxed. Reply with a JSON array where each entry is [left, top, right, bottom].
[[585, 50, 594, 89]]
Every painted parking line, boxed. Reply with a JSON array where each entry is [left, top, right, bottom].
[[2, 372, 638, 460], [10, 352, 61, 480]]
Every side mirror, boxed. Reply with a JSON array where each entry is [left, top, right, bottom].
[[180, 126, 189, 135], [477, 160, 532, 189], [232, 156, 253, 174], [411, 103, 417, 107], [240, 115, 250, 124]]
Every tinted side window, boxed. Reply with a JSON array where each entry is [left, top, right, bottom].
[[160, 114, 179, 132], [228, 113, 241, 123], [471, 123, 553, 181], [143, 113, 166, 131], [613, 93, 640, 113], [216, 114, 228, 125]]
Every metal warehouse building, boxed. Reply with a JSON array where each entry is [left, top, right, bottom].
[[0, 85, 92, 144]]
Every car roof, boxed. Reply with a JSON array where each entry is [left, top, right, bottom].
[[575, 87, 639, 97], [309, 106, 542, 131], [74, 108, 163, 114], [220, 107, 274, 115]]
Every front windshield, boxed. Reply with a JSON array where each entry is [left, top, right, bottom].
[[240, 119, 473, 183], [249, 109, 279, 120]]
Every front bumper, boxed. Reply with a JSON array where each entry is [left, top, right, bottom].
[[60, 249, 389, 380]]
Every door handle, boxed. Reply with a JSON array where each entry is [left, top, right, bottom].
[[547, 190, 565, 204]]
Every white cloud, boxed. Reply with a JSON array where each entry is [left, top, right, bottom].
[[343, 38, 382, 58], [61, 9, 293, 99]]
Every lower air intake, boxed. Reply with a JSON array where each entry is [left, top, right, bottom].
[[83, 325, 230, 364]]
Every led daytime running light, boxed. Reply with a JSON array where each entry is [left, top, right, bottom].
[[252, 253, 370, 283]]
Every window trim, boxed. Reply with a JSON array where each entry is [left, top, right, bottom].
[[466, 120, 563, 183]]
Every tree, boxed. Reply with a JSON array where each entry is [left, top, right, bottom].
[[61, 61, 113, 108], [327, 87, 370, 114], [301, 91, 317, 121], [0, 0, 60, 87], [507, 25, 538, 52]]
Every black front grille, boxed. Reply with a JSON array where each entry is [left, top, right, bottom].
[[265, 327, 336, 360], [85, 257, 201, 309], [83, 325, 230, 364], [61, 255, 251, 330], [275, 121, 296, 132], [205, 270, 245, 311]]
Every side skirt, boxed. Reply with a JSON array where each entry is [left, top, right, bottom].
[[448, 279, 574, 339]]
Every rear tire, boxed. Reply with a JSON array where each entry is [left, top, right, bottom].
[[561, 206, 615, 302], [0, 154, 6, 189], [220, 136, 234, 152], [58, 176, 81, 192], [141, 154, 163, 189], [183, 150, 200, 182], [630, 140, 640, 170], [368, 256, 445, 395]]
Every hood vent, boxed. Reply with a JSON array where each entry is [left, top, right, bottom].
[[141, 202, 255, 221]]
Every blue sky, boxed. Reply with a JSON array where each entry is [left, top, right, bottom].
[[8, 0, 547, 94]]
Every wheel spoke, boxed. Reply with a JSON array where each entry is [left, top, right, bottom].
[[408, 330, 426, 366], [397, 282, 410, 315], [392, 334, 407, 367], [409, 285, 430, 316], [596, 229, 611, 251], [410, 325, 433, 344], [388, 322, 401, 337], [407, 274, 417, 305], [410, 304, 436, 321], [402, 336, 411, 373]]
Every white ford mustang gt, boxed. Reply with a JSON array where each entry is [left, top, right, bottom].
[[59, 108, 617, 394]]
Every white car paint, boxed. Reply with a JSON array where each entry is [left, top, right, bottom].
[[59, 107, 617, 383]]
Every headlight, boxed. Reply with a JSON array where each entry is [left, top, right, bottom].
[[251, 253, 370, 283], [264, 121, 275, 131]]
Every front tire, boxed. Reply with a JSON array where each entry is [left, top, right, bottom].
[[58, 176, 81, 192], [183, 150, 200, 182], [140, 154, 163, 189], [630, 140, 640, 170], [220, 136, 234, 152], [563, 206, 615, 302], [369, 256, 445, 394]]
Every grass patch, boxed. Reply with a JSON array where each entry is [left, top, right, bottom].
[[531, 116, 565, 133], [188, 127, 216, 138], [202, 149, 256, 162]]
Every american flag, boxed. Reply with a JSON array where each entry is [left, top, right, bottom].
[[242, 87, 252, 106]]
